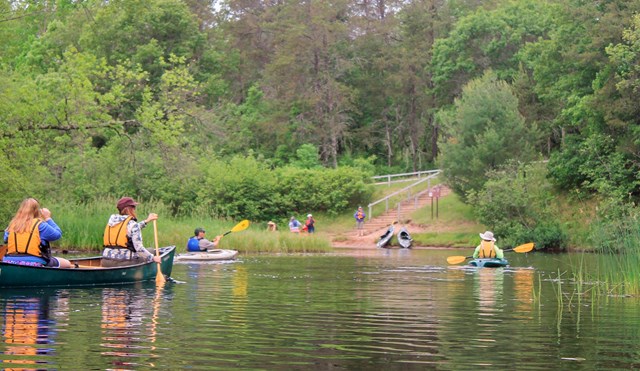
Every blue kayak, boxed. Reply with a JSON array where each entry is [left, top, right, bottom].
[[469, 258, 509, 268]]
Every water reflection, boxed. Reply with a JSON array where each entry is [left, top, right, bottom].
[[474, 268, 503, 310], [0, 290, 68, 369], [513, 269, 535, 313], [2, 253, 640, 369], [100, 286, 161, 369]]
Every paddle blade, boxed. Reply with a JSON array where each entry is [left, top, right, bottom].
[[447, 256, 468, 265], [231, 219, 250, 233], [153, 220, 166, 285], [512, 242, 535, 253]]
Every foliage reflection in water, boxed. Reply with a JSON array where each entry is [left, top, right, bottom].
[[0, 250, 640, 369]]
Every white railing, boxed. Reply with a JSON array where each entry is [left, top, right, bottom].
[[367, 170, 441, 220], [372, 170, 441, 186]]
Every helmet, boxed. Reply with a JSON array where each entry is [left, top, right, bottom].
[[194, 227, 205, 235]]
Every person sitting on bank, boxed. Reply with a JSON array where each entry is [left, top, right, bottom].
[[101, 197, 160, 267], [473, 231, 504, 259], [187, 227, 222, 252], [2, 198, 72, 268]]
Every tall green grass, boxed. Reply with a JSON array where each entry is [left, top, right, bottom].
[[47, 198, 331, 254]]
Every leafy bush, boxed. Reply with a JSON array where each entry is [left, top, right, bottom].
[[469, 161, 567, 250], [196, 155, 373, 221]]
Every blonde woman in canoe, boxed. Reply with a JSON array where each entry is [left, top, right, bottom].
[[3, 198, 71, 268]]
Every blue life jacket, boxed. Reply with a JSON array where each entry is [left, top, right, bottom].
[[186, 237, 201, 252]]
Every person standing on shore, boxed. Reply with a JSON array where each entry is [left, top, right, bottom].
[[289, 217, 301, 233], [354, 206, 366, 236], [305, 214, 315, 233]]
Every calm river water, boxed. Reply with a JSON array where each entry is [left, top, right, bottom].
[[1, 248, 639, 370]]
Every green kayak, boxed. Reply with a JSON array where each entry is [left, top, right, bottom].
[[469, 258, 509, 268]]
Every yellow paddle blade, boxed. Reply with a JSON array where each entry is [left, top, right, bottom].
[[231, 219, 250, 233], [446, 256, 468, 265], [512, 242, 535, 253], [153, 220, 166, 285]]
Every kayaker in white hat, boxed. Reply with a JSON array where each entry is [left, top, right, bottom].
[[473, 231, 504, 259]]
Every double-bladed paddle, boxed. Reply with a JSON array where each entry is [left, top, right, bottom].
[[222, 219, 250, 237], [446, 242, 535, 265]]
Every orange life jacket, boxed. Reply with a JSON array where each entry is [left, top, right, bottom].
[[7, 219, 43, 257], [103, 216, 135, 251], [478, 240, 496, 258]]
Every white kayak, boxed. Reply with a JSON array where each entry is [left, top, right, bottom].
[[174, 249, 239, 262]]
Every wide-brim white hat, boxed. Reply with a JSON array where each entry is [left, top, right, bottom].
[[479, 231, 496, 241]]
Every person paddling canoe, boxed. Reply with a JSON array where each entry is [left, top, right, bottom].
[[473, 231, 504, 259], [101, 197, 161, 267]]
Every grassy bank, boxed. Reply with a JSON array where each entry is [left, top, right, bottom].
[[408, 192, 484, 247], [49, 198, 332, 254], [43, 178, 593, 253]]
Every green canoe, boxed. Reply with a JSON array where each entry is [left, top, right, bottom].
[[0, 246, 175, 288]]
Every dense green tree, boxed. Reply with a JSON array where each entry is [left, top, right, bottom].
[[80, 0, 202, 83], [260, 0, 356, 168], [432, 1, 557, 100], [439, 71, 537, 199]]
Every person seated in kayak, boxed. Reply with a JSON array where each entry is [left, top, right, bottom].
[[101, 197, 161, 267], [473, 231, 504, 259], [2, 198, 72, 268], [186, 227, 222, 252]]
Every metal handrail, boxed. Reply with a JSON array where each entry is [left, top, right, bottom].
[[372, 170, 441, 186], [367, 170, 441, 220]]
